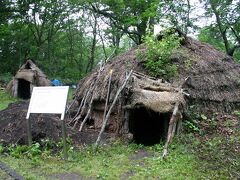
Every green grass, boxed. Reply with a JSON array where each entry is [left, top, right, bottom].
[[0, 142, 216, 180], [0, 89, 17, 110], [67, 87, 75, 101]]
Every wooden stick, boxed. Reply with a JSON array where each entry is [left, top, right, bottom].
[[170, 120, 177, 144], [78, 69, 103, 131], [101, 70, 113, 127], [95, 70, 133, 150], [162, 102, 179, 159], [162, 79, 189, 159], [67, 97, 84, 125], [70, 87, 91, 128], [138, 84, 175, 92], [133, 71, 157, 80], [66, 97, 76, 113], [176, 118, 182, 136], [71, 77, 99, 129], [70, 83, 91, 122]]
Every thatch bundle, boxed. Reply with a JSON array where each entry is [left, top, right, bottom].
[[7, 60, 51, 99], [70, 36, 240, 145], [176, 38, 240, 112]]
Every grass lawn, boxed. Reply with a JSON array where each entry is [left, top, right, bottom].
[[0, 142, 219, 180]]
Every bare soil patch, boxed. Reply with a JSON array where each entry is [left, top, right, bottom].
[[0, 101, 113, 146]]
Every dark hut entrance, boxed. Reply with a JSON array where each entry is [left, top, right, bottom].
[[17, 79, 31, 99], [128, 107, 170, 146]]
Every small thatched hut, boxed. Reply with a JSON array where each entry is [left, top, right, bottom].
[[7, 60, 51, 99], [71, 37, 240, 145]]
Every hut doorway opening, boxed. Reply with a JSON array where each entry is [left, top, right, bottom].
[[17, 79, 31, 99], [128, 107, 170, 146]]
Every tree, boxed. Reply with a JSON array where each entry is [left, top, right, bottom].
[[157, 0, 196, 35], [88, 0, 159, 45], [16, 0, 70, 60], [202, 0, 240, 56]]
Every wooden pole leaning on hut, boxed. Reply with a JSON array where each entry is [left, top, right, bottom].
[[69, 82, 92, 126], [162, 77, 190, 159], [95, 70, 133, 150], [162, 102, 179, 159], [78, 69, 102, 131], [71, 87, 92, 128], [96, 69, 113, 131]]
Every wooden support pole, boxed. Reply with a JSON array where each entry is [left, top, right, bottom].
[[61, 119, 68, 160], [171, 120, 177, 144], [78, 70, 103, 131], [102, 70, 113, 125], [78, 98, 93, 131], [66, 97, 77, 113], [71, 84, 92, 127], [95, 70, 133, 150], [176, 118, 183, 136], [26, 117, 32, 146]]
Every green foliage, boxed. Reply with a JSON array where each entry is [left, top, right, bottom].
[[198, 27, 226, 52], [157, 0, 196, 34], [187, 131, 240, 178], [0, 89, 17, 111], [201, 0, 240, 58], [88, 0, 159, 44], [183, 120, 200, 133], [233, 110, 240, 117], [0, 72, 12, 84], [141, 30, 181, 78], [184, 58, 193, 70], [0, 144, 3, 154], [7, 143, 41, 159]]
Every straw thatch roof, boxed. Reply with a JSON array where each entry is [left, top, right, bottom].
[[7, 60, 51, 99], [73, 37, 240, 114]]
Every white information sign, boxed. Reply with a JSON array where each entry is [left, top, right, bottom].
[[26, 86, 69, 120]]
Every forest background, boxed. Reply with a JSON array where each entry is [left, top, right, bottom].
[[0, 0, 239, 84]]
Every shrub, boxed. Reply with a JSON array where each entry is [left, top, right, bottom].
[[140, 29, 182, 79]]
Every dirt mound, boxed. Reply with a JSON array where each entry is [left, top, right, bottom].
[[0, 101, 112, 146]]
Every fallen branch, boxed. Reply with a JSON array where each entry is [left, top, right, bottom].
[[95, 70, 133, 150]]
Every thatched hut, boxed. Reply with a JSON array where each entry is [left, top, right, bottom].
[[7, 60, 51, 99], [70, 37, 240, 145]]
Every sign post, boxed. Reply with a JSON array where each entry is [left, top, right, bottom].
[[26, 86, 69, 159]]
